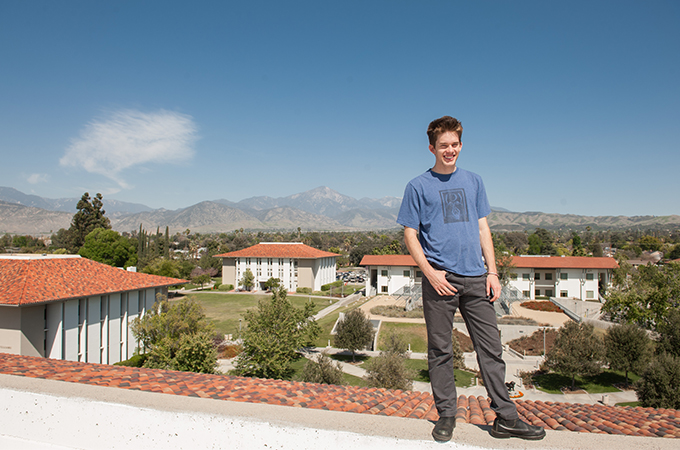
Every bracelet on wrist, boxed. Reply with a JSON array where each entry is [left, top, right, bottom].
[[487, 272, 499, 277]]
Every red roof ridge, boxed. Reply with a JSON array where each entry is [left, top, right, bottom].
[[215, 242, 339, 259]]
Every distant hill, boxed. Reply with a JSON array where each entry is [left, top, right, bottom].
[[0, 186, 152, 216], [1, 186, 679, 235]]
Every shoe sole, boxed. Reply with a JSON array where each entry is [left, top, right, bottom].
[[490, 429, 546, 440]]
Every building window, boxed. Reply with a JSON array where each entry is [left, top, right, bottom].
[[586, 290, 595, 299], [381, 270, 388, 277], [560, 273, 568, 280], [523, 290, 530, 298], [535, 273, 541, 280], [545, 289, 554, 297], [535, 289, 540, 297], [381, 286, 388, 293], [403, 270, 410, 277], [545, 273, 553, 281], [560, 290, 568, 297], [586, 273, 594, 281], [522, 273, 530, 281]]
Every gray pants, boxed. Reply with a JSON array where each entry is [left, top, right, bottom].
[[422, 271, 518, 420]]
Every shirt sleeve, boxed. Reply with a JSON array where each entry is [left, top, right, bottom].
[[397, 182, 421, 230], [476, 176, 491, 219]]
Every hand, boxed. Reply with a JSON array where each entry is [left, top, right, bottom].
[[428, 269, 458, 297], [487, 274, 501, 302]]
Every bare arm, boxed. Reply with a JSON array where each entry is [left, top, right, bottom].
[[403, 226, 457, 296], [479, 217, 501, 302]]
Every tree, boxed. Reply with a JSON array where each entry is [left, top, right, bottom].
[[67, 192, 111, 251], [235, 288, 320, 379], [603, 262, 680, 330], [300, 352, 345, 385], [130, 295, 217, 373], [635, 352, 680, 409], [544, 321, 606, 391], [241, 268, 255, 291], [638, 235, 662, 252], [142, 258, 182, 279], [79, 228, 137, 268], [190, 267, 212, 290], [264, 277, 281, 291], [334, 309, 375, 362], [656, 308, 680, 358], [604, 323, 654, 386]]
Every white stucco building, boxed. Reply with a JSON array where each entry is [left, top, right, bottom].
[[359, 255, 422, 296], [508, 255, 618, 300], [0, 254, 186, 363], [216, 243, 339, 292], [359, 254, 618, 301]]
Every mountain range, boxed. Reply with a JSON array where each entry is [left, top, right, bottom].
[[1, 186, 679, 235]]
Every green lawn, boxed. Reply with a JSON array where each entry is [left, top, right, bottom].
[[377, 322, 428, 353], [173, 292, 333, 337], [404, 358, 475, 387], [533, 370, 641, 394]]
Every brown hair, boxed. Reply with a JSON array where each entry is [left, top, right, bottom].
[[427, 116, 463, 146]]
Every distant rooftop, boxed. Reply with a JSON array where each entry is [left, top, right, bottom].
[[0, 255, 187, 306], [215, 242, 339, 259]]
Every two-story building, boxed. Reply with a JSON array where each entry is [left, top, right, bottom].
[[0, 254, 186, 363], [508, 255, 618, 300], [359, 254, 618, 301], [359, 254, 422, 296], [215, 242, 339, 292]]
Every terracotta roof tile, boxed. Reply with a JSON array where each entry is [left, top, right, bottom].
[[511, 256, 619, 269], [215, 243, 339, 259], [0, 256, 187, 306], [0, 353, 677, 439], [359, 254, 418, 267]]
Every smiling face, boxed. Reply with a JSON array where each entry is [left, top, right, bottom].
[[429, 131, 462, 174]]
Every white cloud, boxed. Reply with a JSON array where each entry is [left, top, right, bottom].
[[27, 173, 49, 184], [60, 109, 198, 189]]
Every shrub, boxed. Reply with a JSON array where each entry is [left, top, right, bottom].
[[365, 352, 415, 391], [321, 280, 343, 291], [131, 295, 217, 373], [218, 284, 234, 291], [635, 352, 680, 409], [521, 300, 564, 313], [300, 352, 345, 385], [114, 354, 147, 367], [296, 287, 312, 294]]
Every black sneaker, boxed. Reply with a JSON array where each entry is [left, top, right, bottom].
[[432, 416, 456, 442], [490, 417, 546, 440]]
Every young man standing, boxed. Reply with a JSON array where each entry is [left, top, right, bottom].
[[397, 116, 545, 442]]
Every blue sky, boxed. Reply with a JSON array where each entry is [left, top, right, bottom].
[[1, 1, 678, 217]]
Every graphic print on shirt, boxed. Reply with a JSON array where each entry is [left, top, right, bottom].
[[440, 189, 469, 223]]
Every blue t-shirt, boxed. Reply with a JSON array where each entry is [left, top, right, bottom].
[[397, 168, 491, 276]]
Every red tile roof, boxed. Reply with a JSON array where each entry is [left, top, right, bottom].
[[0, 256, 187, 306], [0, 353, 678, 438], [215, 243, 339, 259], [511, 256, 619, 269], [359, 255, 418, 267]]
